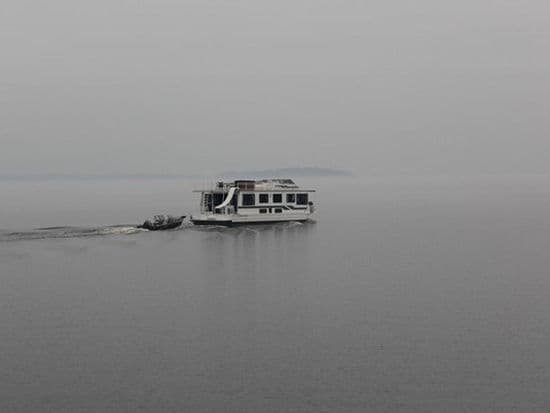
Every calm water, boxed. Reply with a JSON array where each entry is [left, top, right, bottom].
[[1, 176, 550, 412]]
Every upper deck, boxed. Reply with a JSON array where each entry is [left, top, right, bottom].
[[193, 179, 316, 193]]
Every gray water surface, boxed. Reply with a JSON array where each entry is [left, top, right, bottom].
[[1, 176, 550, 412]]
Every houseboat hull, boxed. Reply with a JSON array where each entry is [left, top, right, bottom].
[[191, 214, 312, 226]]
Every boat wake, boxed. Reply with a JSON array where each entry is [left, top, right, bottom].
[[0, 220, 313, 242], [0, 225, 149, 242]]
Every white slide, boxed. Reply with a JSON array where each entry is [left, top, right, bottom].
[[215, 187, 237, 209]]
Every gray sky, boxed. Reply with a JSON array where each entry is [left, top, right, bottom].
[[1, 0, 549, 176]]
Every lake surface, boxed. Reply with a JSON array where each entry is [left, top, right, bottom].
[[1, 176, 550, 412]]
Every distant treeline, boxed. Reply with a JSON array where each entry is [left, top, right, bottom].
[[1, 168, 351, 181], [0, 173, 197, 181], [221, 167, 352, 179]]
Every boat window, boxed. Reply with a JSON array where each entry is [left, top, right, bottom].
[[274, 208, 283, 213], [242, 193, 255, 206], [235, 180, 255, 191], [259, 193, 269, 204], [259, 208, 268, 214], [286, 193, 295, 203], [297, 193, 308, 205], [273, 193, 282, 203]]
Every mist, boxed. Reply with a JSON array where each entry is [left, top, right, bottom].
[[1, 0, 549, 176]]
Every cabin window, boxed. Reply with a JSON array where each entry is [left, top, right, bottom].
[[259, 193, 269, 204], [286, 193, 295, 203], [273, 193, 282, 203], [274, 208, 283, 213], [236, 180, 255, 191], [297, 193, 308, 205], [259, 208, 268, 214], [242, 194, 255, 206]]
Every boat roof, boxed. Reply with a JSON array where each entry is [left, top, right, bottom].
[[193, 178, 316, 193], [251, 179, 298, 189]]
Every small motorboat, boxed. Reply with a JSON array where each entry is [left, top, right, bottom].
[[138, 215, 185, 231]]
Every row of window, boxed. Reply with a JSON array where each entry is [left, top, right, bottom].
[[259, 208, 283, 214], [242, 193, 308, 206]]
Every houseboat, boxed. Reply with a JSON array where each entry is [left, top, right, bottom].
[[191, 179, 316, 226]]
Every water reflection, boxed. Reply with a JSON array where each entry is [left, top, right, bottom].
[[197, 221, 317, 283]]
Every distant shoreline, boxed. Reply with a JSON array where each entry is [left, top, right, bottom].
[[0, 168, 352, 182], [220, 167, 352, 179], [0, 174, 199, 182]]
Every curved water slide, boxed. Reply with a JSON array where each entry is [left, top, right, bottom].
[[215, 187, 238, 209]]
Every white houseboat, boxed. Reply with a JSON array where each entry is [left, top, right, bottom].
[[191, 179, 316, 226]]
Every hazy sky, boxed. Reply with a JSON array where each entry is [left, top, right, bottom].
[[1, 0, 549, 176]]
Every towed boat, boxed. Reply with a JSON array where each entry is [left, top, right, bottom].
[[138, 215, 185, 231]]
